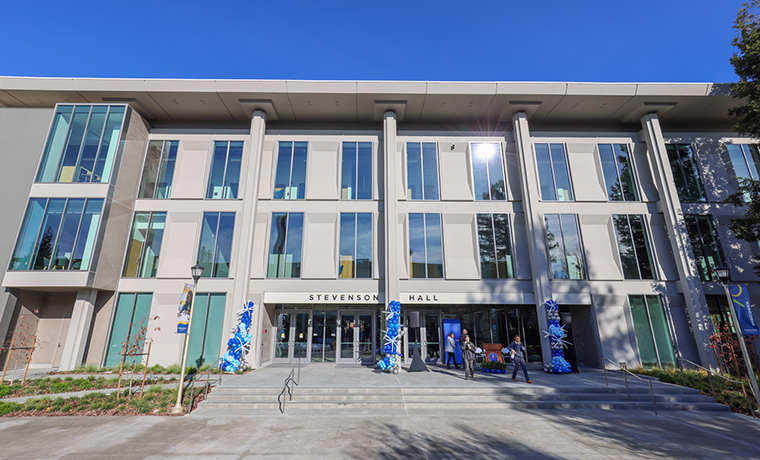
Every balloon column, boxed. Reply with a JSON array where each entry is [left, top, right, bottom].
[[542, 300, 572, 374], [378, 300, 402, 374], [220, 301, 255, 373]]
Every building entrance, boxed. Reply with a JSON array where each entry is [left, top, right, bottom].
[[403, 311, 441, 364], [273, 305, 378, 364]]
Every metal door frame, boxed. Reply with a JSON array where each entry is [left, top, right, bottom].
[[403, 310, 441, 364], [337, 310, 376, 363], [273, 309, 312, 363]]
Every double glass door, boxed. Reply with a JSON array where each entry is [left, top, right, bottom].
[[404, 311, 441, 364], [274, 308, 375, 363]]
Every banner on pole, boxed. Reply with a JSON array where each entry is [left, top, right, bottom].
[[177, 283, 194, 334], [729, 284, 760, 336]]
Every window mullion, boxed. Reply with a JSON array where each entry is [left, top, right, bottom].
[[288, 142, 295, 200], [355, 144, 359, 200], [281, 213, 289, 278], [220, 143, 230, 199], [490, 214, 498, 278], [419, 145, 425, 200], [423, 214, 428, 279], [353, 213, 358, 278], [66, 198, 89, 270], [548, 147, 558, 199], [153, 141, 166, 198], [211, 212, 222, 277]]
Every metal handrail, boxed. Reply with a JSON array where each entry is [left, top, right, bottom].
[[278, 358, 301, 414], [677, 357, 756, 418], [602, 359, 658, 415], [186, 356, 225, 414]]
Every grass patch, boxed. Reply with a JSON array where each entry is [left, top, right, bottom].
[[631, 367, 758, 415]]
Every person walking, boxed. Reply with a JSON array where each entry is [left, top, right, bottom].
[[459, 328, 469, 349], [508, 335, 531, 383], [462, 335, 476, 380], [445, 332, 459, 369]]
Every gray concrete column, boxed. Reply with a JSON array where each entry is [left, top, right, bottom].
[[640, 113, 715, 368], [231, 110, 266, 368], [383, 111, 399, 309], [512, 112, 552, 366], [58, 289, 98, 371]]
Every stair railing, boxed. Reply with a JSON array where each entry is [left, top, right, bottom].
[[278, 358, 301, 414], [602, 358, 658, 416], [186, 356, 224, 414], [677, 357, 755, 418]]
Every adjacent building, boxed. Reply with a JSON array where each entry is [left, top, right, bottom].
[[0, 78, 755, 373]]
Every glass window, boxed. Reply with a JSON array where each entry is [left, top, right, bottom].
[[706, 295, 735, 334], [684, 215, 725, 282], [36, 105, 126, 183], [727, 144, 760, 182], [187, 293, 226, 367], [613, 215, 655, 280], [339, 213, 373, 278], [123, 212, 166, 278], [206, 141, 243, 199], [104, 293, 152, 367], [544, 214, 585, 279], [10, 198, 103, 271], [477, 213, 514, 279], [274, 141, 308, 200], [267, 212, 304, 278], [598, 144, 638, 201], [197, 212, 236, 278], [629, 295, 676, 367], [666, 144, 705, 202], [138, 141, 178, 199], [408, 213, 444, 278], [535, 144, 573, 201], [341, 142, 372, 200], [470, 143, 506, 201], [406, 142, 440, 200]]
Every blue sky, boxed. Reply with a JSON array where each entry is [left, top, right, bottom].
[[0, 0, 747, 82]]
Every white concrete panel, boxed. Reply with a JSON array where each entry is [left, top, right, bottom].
[[439, 146, 473, 201], [307, 142, 340, 200], [579, 214, 623, 280], [513, 214, 532, 280], [301, 213, 338, 279], [442, 214, 480, 280], [250, 213, 270, 280], [398, 213, 409, 279], [258, 140, 276, 200], [633, 141, 659, 202], [172, 142, 210, 199], [649, 214, 679, 281], [566, 143, 606, 202], [157, 212, 200, 278]]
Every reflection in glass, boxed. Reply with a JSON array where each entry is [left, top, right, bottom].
[[51, 199, 85, 270], [470, 143, 506, 201], [274, 142, 308, 200], [535, 143, 573, 201], [341, 313, 355, 359], [341, 142, 373, 200], [206, 141, 243, 199], [139, 141, 178, 199], [275, 312, 291, 358], [32, 199, 66, 270], [666, 144, 705, 202], [613, 215, 654, 280], [544, 214, 585, 279], [37, 106, 73, 182], [104, 293, 152, 367], [10, 199, 47, 270], [197, 212, 236, 278], [340, 213, 373, 278], [685, 214, 725, 282], [629, 295, 675, 368], [598, 144, 638, 201], [477, 213, 514, 279], [268, 212, 303, 278], [408, 213, 444, 278]]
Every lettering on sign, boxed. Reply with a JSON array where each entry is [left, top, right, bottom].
[[408, 294, 439, 302], [308, 294, 380, 302]]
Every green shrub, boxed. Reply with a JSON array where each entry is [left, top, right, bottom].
[[129, 398, 152, 414], [0, 385, 20, 398], [149, 364, 166, 374], [165, 364, 181, 374], [0, 402, 22, 416], [50, 381, 71, 394]]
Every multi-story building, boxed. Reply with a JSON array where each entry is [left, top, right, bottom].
[[0, 77, 755, 372]]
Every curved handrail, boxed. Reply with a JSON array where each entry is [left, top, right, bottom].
[[278, 358, 301, 414], [186, 356, 225, 414], [677, 357, 755, 418], [602, 358, 658, 415]]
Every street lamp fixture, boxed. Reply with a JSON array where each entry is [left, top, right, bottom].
[[714, 265, 730, 284], [171, 262, 205, 414]]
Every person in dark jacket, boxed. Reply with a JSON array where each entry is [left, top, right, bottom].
[[462, 335, 476, 380], [459, 329, 469, 349], [508, 335, 532, 383]]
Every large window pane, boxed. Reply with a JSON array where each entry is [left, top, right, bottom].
[[425, 214, 443, 278], [273, 143, 292, 199], [357, 142, 372, 200], [274, 141, 308, 200], [599, 144, 638, 201], [339, 213, 356, 278], [76, 107, 107, 183], [104, 293, 152, 367], [647, 296, 676, 367], [139, 213, 166, 278], [408, 213, 444, 279], [728, 144, 760, 181], [477, 214, 497, 278], [123, 211, 166, 278], [10, 199, 47, 270], [338, 212, 373, 279], [477, 213, 514, 279], [629, 295, 659, 367], [223, 142, 243, 199], [123, 213, 150, 277], [94, 107, 125, 182], [544, 214, 585, 279], [57, 106, 90, 183], [37, 106, 73, 182], [409, 213, 427, 278], [197, 212, 236, 278], [50, 199, 85, 270], [535, 144, 556, 200], [407, 142, 440, 200], [207, 142, 229, 199], [341, 143, 357, 200], [422, 143, 439, 200], [685, 215, 725, 282], [494, 214, 514, 279], [613, 215, 655, 280], [32, 199, 66, 270], [198, 213, 220, 276], [356, 213, 373, 278], [70, 199, 102, 270], [267, 212, 303, 278], [551, 144, 573, 201], [471, 143, 506, 201], [666, 144, 705, 203], [139, 141, 178, 199], [407, 143, 423, 200]]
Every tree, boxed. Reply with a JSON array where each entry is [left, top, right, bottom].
[[730, 1, 760, 138], [727, 2, 760, 274]]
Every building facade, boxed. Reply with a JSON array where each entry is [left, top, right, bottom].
[[0, 78, 756, 372]]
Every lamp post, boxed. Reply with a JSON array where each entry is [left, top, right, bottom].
[[714, 265, 760, 411], [172, 262, 204, 414]]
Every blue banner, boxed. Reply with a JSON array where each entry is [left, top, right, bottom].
[[729, 284, 760, 336], [177, 283, 193, 334]]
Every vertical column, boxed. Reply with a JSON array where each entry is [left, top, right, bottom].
[[640, 113, 714, 368], [383, 111, 399, 309], [513, 112, 552, 366], [58, 289, 98, 371], [231, 110, 267, 368]]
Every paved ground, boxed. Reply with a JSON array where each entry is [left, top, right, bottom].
[[2, 363, 760, 459]]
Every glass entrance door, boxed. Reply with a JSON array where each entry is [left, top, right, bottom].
[[404, 311, 441, 364], [338, 310, 375, 363], [311, 309, 337, 363], [274, 310, 311, 363]]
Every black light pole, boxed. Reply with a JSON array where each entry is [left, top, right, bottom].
[[172, 262, 205, 413], [714, 265, 760, 410]]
